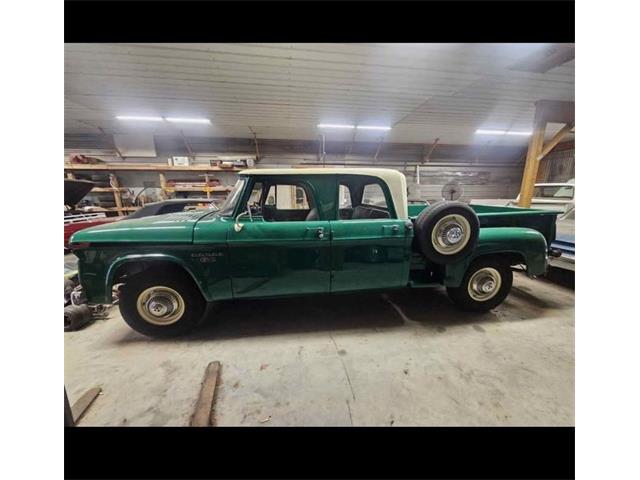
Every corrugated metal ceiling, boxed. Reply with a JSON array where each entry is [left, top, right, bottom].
[[65, 43, 574, 146]]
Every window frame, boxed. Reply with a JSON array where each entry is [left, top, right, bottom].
[[238, 176, 321, 221], [334, 175, 398, 220]]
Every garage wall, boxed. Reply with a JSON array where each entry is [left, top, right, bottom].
[[65, 134, 526, 204], [405, 165, 523, 202]]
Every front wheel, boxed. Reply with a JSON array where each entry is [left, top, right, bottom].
[[119, 270, 205, 338], [446, 257, 513, 312]]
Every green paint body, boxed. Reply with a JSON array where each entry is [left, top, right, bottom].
[[71, 173, 559, 304]]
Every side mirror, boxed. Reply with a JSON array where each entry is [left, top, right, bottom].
[[233, 204, 253, 232]]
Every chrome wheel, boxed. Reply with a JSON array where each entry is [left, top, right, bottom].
[[431, 214, 472, 255], [135, 286, 186, 326], [467, 267, 502, 302]]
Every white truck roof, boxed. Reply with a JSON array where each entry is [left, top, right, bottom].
[[240, 168, 409, 219]]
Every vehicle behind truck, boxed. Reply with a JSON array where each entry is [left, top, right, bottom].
[[70, 168, 560, 338]]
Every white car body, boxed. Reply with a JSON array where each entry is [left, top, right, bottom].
[[510, 179, 575, 212], [473, 179, 575, 213]]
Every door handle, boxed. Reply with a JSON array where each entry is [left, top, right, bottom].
[[306, 226, 325, 239], [382, 225, 400, 234]]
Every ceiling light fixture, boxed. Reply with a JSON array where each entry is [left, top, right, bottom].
[[116, 115, 163, 122], [476, 129, 532, 136], [357, 125, 392, 131], [317, 123, 355, 129], [165, 117, 211, 124]]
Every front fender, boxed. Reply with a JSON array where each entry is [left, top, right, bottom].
[[105, 253, 209, 303], [444, 227, 548, 287]]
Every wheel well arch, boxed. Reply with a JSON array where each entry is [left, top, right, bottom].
[[106, 256, 206, 302], [444, 250, 528, 288]]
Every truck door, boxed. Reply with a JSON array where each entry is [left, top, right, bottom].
[[227, 178, 331, 298], [330, 176, 412, 292]]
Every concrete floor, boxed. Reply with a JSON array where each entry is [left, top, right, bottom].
[[64, 271, 574, 426]]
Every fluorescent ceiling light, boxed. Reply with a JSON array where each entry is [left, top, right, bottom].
[[116, 115, 163, 122], [357, 125, 392, 131], [476, 129, 532, 136], [165, 117, 211, 124], [317, 123, 355, 129]]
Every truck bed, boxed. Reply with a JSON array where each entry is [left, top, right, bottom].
[[408, 203, 562, 246]]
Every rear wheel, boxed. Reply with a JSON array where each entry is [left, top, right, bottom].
[[119, 269, 205, 338], [447, 257, 513, 312]]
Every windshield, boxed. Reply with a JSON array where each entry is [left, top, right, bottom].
[[218, 178, 247, 217], [533, 185, 574, 200]]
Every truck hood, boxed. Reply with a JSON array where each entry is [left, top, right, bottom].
[[69, 210, 215, 244]]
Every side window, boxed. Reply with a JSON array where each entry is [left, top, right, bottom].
[[248, 182, 263, 205], [265, 185, 310, 210], [268, 184, 310, 209], [265, 185, 276, 205], [362, 183, 388, 209], [293, 186, 310, 209], [262, 182, 314, 221], [338, 184, 352, 208]]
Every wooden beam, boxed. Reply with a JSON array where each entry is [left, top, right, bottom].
[[180, 130, 195, 159], [517, 106, 547, 208], [64, 163, 242, 172], [373, 137, 384, 160], [98, 127, 124, 159], [509, 44, 575, 73], [538, 122, 574, 161], [423, 138, 440, 163], [346, 128, 357, 158], [248, 127, 261, 161], [70, 387, 102, 425], [190, 361, 221, 427], [535, 100, 575, 124]]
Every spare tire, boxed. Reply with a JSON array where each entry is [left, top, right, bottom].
[[414, 201, 479, 264]]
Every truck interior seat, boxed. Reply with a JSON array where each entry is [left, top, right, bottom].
[[351, 205, 390, 219], [305, 208, 319, 221]]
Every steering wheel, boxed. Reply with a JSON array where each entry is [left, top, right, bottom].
[[249, 202, 262, 216]]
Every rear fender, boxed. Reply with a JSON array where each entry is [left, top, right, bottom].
[[444, 227, 548, 287]]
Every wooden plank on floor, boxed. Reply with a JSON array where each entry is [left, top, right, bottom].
[[190, 361, 221, 427], [71, 387, 102, 424]]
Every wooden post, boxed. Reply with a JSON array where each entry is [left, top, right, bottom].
[[109, 173, 124, 216], [517, 106, 547, 208], [204, 174, 211, 199], [159, 172, 168, 200]]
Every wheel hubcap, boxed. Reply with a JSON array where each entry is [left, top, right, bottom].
[[467, 267, 502, 302], [431, 214, 471, 255], [136, 286, 185, 326]]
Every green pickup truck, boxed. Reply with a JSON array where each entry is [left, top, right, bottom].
[[70, 168, 560, 337]]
